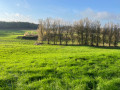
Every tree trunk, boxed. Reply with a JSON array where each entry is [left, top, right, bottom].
[[81, 33, 83, 45], [60, 36, 62, 45]]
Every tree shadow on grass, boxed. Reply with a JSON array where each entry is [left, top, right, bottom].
[[89, 46, 120, 50], [0, 34, 9, 37], [0, 77, 17, 90], [51, 44, 120, 49]]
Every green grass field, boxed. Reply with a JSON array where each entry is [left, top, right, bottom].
[[0, 30, 120, 90]]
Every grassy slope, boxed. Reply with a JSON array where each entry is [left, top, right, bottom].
[[0, 30, 120, 90]]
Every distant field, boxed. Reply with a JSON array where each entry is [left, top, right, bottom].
[[0, 30, 120, 90]]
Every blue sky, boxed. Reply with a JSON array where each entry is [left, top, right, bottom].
[[0, 0, 120, 24]]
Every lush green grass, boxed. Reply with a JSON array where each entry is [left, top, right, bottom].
[[0, 30, 120, 90]]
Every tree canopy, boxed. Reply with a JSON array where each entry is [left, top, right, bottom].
[[0, 21, 38, 29]]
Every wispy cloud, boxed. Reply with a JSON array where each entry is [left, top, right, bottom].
[[16, 0, 30, 9], [0, 12, 37, 23], [23, 0, 30, 9], [78, 8, 120, 22]]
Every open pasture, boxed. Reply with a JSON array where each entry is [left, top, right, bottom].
[[0, 30, 120, 90]]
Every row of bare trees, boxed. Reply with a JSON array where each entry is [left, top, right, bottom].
[[37, 18, 120, 47]]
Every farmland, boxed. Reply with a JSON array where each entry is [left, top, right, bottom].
[[0, 30, 120, 90]]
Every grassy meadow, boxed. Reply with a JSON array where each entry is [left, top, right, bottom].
[[0, 30, 120, 90]]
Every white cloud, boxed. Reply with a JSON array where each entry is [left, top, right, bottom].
[[78, 8, 120, 22], [0, 12, 37, 23]]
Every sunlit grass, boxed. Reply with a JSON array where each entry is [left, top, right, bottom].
[[0, 30, 120, 90]]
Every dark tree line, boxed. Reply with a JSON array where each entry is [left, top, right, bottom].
[[37, 18, 120, 47], [0, 21, 38, 29]]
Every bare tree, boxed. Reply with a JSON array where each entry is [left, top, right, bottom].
[[57, 20, 62, 45], [102, 24, 108, 46], [69, 26, 75, 45], [74, 21, 81, 45], [84, 18, 90, 45], [52, 20, 57, 45], [37, 19, 44, 43], [108, 23, 114, 47], [90, 22, 96, 46], [37, 17, 120, 47], [80, 20, 84, 45], [64, 25, 70, 46], [113, 25, 119, 46], [45, 18, 51, 44], [96, 21, 101, 46]]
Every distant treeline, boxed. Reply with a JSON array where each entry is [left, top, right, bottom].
[[0, 21, 38, 29], [37, 18, 120, 47]]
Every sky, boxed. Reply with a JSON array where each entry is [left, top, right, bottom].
[[0, 0, 120, 24]]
